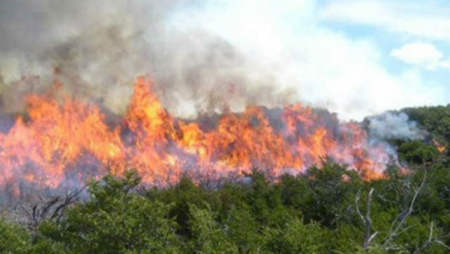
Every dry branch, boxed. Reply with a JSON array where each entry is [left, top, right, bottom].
[[383, 172, 427, 250], [355, 188, 378, 250]]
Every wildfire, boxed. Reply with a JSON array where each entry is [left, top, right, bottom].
[[0, 77, 395, 194], [433, 139, 447, 153]]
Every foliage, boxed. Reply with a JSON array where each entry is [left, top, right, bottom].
[[1, 106, 450, 253], [398, 140, 439, 165], [1, 161, 449, 253], [40, 170, 181, 254], [402, 105, 450, 142], [0, 220, 30, 254], [262, 218, 327, 253]]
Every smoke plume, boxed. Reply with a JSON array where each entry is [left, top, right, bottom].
[[365, 112, 425, 140], [0, 0, 296, 117], [0, 0, 435, 142]]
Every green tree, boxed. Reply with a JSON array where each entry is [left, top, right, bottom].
[[45, 171, 181, 254], [303, 159, 361, 227], [398, 141, 439, 165], [263, 218, 327, 253], [0, 220, 31, 254], [188, 203, 238, 254]]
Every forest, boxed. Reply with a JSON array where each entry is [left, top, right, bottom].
[[1, 105, 450, 253]]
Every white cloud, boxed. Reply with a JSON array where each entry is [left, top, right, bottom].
[[320, 0, 450, 42], [390, 42, 445, 70], [173, 0, 449, 120], [440, 60, 450, 68]]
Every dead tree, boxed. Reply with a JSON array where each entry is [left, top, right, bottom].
[[17, 186, 86, 241], [355, 172, 444, 252], [382, 172, 426, 250], [355, 188, 378, 250], [413, 222, 450, 254]]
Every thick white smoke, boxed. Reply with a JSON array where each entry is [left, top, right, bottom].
[[366, 112, 425, 140], [0, 0, 295, 117]]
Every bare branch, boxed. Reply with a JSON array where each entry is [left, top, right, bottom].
[[355, 189, 365, 223], [355, 188, 378, 250], [413, 222, 434, 254], [383, 172, 427, 249], [15, 186, 86, 241], [435, 241, 450, 250]]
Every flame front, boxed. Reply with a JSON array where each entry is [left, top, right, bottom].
[[0, 77, 394, 194]]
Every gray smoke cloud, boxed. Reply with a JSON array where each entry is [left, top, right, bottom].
[[0, 0, 296, 116], [366, 112, 425, 140]]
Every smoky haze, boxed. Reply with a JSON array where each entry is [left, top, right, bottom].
[[365, 112, 425, 140], [0, 0, 296, 117]]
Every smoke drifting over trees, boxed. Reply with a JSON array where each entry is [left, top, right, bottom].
[[366, 112, 425, 140]]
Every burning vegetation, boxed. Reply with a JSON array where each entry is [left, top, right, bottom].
[[1, 1, 450, 253], [0, 76, 399, 197]]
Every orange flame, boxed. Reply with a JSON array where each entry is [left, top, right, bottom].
[[0, 77, 394, 193], [433, 139, 447, 153]]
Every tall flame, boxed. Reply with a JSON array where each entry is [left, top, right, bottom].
[[0, 77, 395, 195]]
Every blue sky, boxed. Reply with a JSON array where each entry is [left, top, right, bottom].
[[320, 0, 450, 83], [171, 0, 450, 120]]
